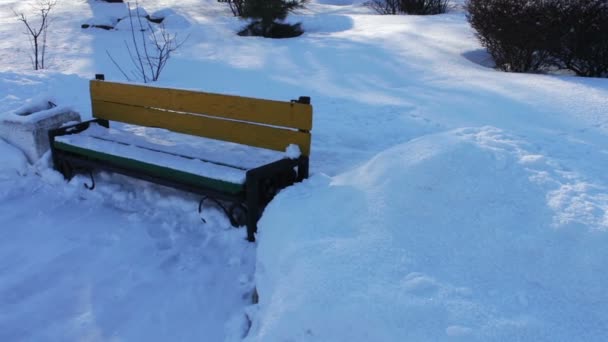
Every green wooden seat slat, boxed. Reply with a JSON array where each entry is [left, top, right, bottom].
[[54, 141, 244, 194]]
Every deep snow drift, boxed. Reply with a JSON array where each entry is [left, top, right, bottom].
[[250, 127, 608, 341], [1, 0, 607, 341]]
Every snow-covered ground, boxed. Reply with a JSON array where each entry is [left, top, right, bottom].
[[1, 0, 607, 341]]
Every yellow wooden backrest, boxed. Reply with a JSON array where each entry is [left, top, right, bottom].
[[90, 80, 312, 156]]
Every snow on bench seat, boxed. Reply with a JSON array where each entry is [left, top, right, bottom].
[[54, 123, 288, 193]]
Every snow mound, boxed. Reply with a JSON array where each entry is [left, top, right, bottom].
[[115, 16, 150, 31], [11, 95, 55, 116], [151, 9, 193, 30], [4, 95, 76, 124], [248, 127, 608, 341], [129, 6, 149, 18], [83, 0, 127, 28], [82, 15, 119, 28], [290, 14, 354, 34]]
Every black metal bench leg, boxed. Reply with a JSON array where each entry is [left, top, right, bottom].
[[245, 177, 259, 242], [297, 156, 309, 181], [198, 196, 233, 225], [57, 158, 74, 180]]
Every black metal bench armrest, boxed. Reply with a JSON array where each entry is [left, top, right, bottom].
[[243, 156, 309, 242], [48, 118, 110, 172], [49, 118, 109, 140], [246, 157, 299, 181]]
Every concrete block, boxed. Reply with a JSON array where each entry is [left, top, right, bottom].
[[0, 101, 81, 163]]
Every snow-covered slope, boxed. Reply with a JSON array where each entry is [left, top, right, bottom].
[[251, 127, 608, 341], [1, 0, 607, 341]]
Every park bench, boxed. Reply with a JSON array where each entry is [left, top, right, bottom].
[[48, 75, 312, 242]]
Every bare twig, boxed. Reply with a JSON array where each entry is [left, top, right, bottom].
[[127, 4, 148, 83], [222, 0, 245, 16], [364, 0, 400, 14], [106, 49, 132, 82], [107, 1, 187, 83]]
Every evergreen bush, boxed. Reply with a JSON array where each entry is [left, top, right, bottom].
[[237, 0, 307, 38]]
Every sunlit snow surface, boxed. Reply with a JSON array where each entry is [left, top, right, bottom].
[[1, 0, 607, 341], [252, 127, 608, 341]]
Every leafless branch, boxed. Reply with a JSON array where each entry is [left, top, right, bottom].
[[106, 49, 132, 82], [107, 1, 188, 83]]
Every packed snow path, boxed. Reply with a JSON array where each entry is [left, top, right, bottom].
[[0, 167, 255, 341]]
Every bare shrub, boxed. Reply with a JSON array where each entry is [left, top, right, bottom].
[[364, 0, 400, 14], [14, 0, 56, 70], [218, 0, 246, 16], [548, 0, 608, 77], [465, 0, 553, 73], [365, 0, 449, 15], [400, 0, 449, 14], [466, 0, 608, 77]]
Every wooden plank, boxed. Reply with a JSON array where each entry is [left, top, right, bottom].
[[54, 141, 245, 193], [92, 100, 312, 156], [90, 80, 313, 131]]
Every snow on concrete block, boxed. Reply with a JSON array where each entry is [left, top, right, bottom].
[[0, 138, 28, 178], [0, 100, 81, 164]]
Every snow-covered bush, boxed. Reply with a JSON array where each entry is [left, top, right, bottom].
[[365, 0, 449, 15], [237, 0, 307, 38], [466, 0, 608, 77]]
